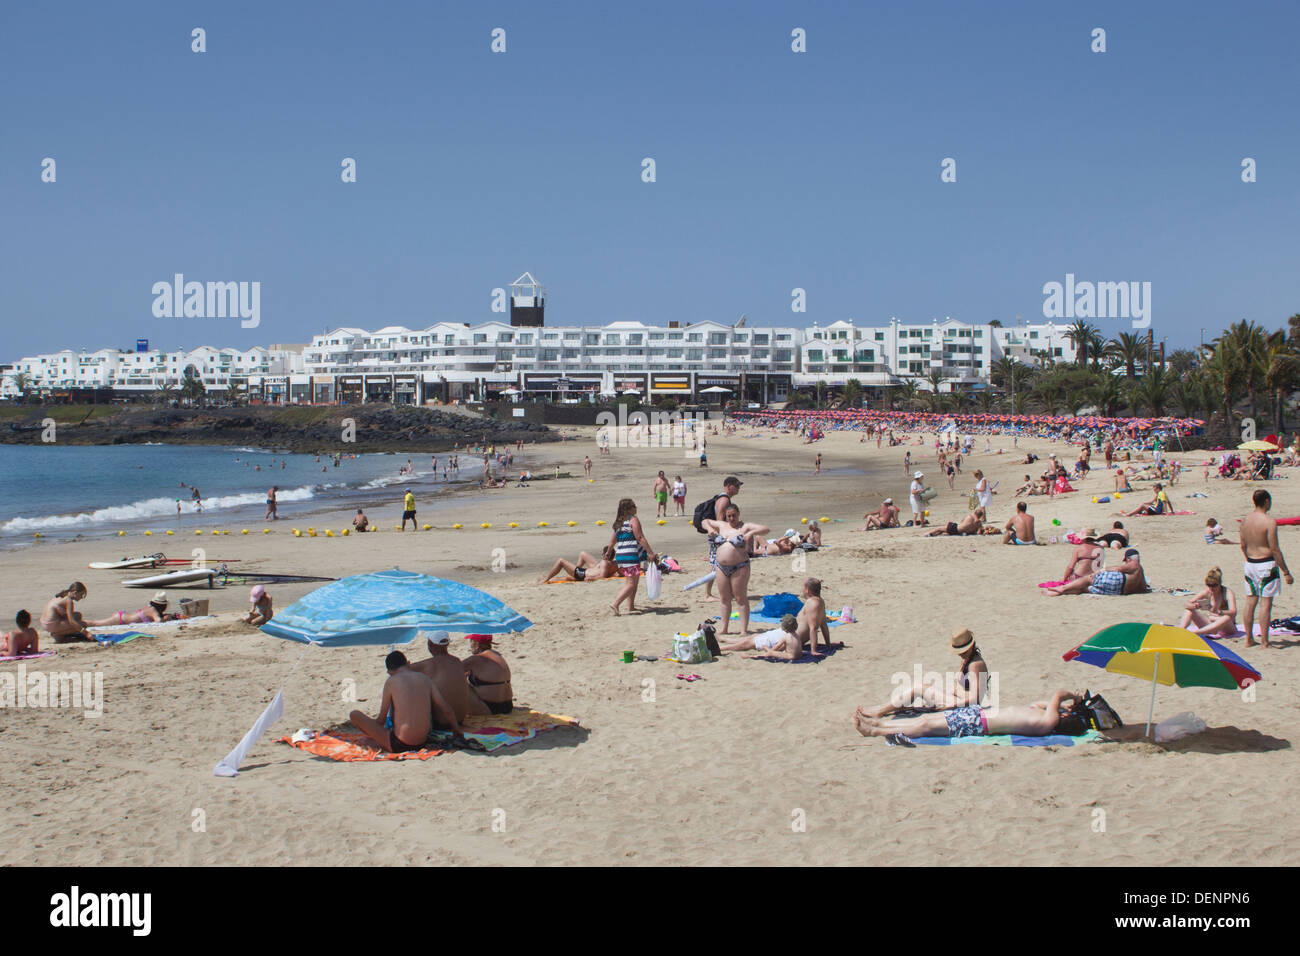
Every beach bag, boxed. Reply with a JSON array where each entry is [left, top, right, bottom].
[[1080, 690, 1123, 730], [671, 630, 712, 664], [760, 592, 803, 618], [692, 494, 724, 533], [644, 561, 663, 600]]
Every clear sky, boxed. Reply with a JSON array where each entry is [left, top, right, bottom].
[[2, 0, 1297, 357]]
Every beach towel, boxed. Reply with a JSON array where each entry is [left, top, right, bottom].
[[0, 650, 56, 663], [1038, 579, 1069, 589], [94, 631, 155, 646], [277, 709, 581, 763], [751, 643, 844, 664], [886, 730, 1104, 747], [732, 608, 848, 628]]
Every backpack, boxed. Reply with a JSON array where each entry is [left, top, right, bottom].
[[692, 493, 726, 533]]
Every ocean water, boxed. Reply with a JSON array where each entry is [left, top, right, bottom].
[[0, 444, 463, 541]]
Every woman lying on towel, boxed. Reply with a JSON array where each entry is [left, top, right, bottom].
[[85, 590, 184, 627], [853, 689, 1085, 740]]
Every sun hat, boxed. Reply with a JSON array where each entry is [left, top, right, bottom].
[[151, 591, 168, 605], [950, 627, 975, 653], [914, 471, 924, 479], [1080, 527, 1098, 541], [883, 497, 893, 504]]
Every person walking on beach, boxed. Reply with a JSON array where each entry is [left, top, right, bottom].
[[608, 498, 658, 616], [904, 451, 911, 474], [909, 471, 926, 526], [1241, 488, 1293, 648], [265, 485, 278, 521], [401, 489, 417, 531], [584, 456, 592, 477], [672, 475, 687, 516], [652, 471, 670, 518], [814, 452, 822, 476]]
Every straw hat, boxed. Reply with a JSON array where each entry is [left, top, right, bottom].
[[950, 627, 975, 653], [151, 590, 168, 606], [1080, 527, 1098, 541]]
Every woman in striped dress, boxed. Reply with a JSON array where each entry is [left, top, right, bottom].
[[607, 498, 658, 616]]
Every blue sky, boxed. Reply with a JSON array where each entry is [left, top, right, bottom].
[[2, 0, 1297, 357]]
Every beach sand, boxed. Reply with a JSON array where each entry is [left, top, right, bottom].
[[2, 425, 1296, 865]]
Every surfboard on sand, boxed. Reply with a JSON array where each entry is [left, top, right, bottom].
[[88, 553, 166, 570], [123, 567, 217, 588]]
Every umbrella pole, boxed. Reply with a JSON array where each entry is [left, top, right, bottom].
[[1145, 651, 1159, 738]]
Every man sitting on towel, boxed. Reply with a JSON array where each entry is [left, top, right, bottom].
[[411, 630, 470, 722], [852, 689, 1085, 740], [349, 650, 467, 753]]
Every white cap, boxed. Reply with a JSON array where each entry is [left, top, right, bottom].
[[914, 471, 924, 479], [421, 630, 451, 645]]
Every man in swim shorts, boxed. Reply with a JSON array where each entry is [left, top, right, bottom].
[[1241, 488, 1293, 647], [348, 650, 466, 752], [410, 630, 470, 722], [1002, 501, 1036, 545], [401, 489, 417, 530], [652, 471, 670, 518], [853, 689, 1084, 739]]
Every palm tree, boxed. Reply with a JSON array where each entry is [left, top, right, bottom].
[[1109, 332, 1146, 379], [1168, 349, 1199, 377], [1064, 320, 1100, 367], [225, 381, 243, 407], [1263, 330, 1300, 431], [181, 371, 206, 408], [153, 382, 179, 407], [1132, 365, 1171, 416], [895, 379, 920, 410], [1088, 373, 1127, 417], [842, 378, 863, 409], [6, 370, 31, 404], [1219, 320, 1268, 423]]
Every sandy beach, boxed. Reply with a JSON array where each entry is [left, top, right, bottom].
[[2, 425, 1297, 866]]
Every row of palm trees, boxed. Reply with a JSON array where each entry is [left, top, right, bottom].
[[4, 368, 243, 407], [837, 314, 1300, 433]]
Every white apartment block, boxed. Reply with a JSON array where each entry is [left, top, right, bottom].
[[4, 319, 1080, 405], [5, 346, 303, 398]]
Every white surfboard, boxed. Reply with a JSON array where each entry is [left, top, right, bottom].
[[123, 567, 216, 588], [89, 553, 166, 570]]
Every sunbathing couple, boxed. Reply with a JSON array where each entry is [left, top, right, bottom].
[[924, 507, 999, 537], [349, 631, 514, 752], [715, 577, 835, 658], [851, 630, 1088, 739], [1044, 547, 1148, 595]]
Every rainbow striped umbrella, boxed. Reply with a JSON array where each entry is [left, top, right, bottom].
[[1063, 622, 1261, 736]]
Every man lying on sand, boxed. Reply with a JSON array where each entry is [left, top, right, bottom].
[[348, 650, 467, 752], [924, 508, 989, 536], [1045, 548, 1148, 595], [539, 549, 617, 583], [853, 689, 1084, 739]]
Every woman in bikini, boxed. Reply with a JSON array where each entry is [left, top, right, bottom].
[[1180, 567, 1239, 636], [40, 582, 94, 643], [701, 504, 769, 637], [85, 591, 181, 628], [607, 498, 658, 616], [462, 634, 514, 715], [857, 627, 989, 717]]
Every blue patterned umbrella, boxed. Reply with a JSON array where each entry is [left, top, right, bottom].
[[260, 568, 532, 646]]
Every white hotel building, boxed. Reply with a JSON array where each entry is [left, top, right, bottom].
[[5, 278, 1077, 403]]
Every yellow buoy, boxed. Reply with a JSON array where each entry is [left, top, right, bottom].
[[422, 523, 432, 530], [588, 479, 594, 483], [800, 517, 809, 525], [1092, 496, 1098, 504], [452, 523, 463, 529], [819, 516, 829, 524], [308, 530, 317, 537], [342, 528, 349, 536], [567, 521, 577, 527], [293, 529, 302, 537], [241, 529, 249, 535], [195, 530, 203, 536], [509, 522, 520, 528], [480, 522, 492, 529], [34, 532, 42, 538], [1114, 493, 1123, 500], [538, 521, 549, 528], [656, 519, 666, 525], [924, 510, 931, 517], [326, 530, 334, 537], [118, 530, 125, 537], [263, 528, 271, 534], [596, 520, 606, 526]]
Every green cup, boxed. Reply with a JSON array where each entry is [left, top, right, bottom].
[[621, 650, 635, 663]]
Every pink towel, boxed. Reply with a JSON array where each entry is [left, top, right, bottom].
[[1038, 580, 1069, 589]]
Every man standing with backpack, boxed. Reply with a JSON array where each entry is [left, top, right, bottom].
[[694, 476, 742, 601]]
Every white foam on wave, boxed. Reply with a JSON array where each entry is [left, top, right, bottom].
[[0, 483, 324, 533]]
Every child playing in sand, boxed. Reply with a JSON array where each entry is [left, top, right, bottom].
[[2, 610, 39, 657], [245, 586, 274, 626], [1204, 517, 1231, 545]]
